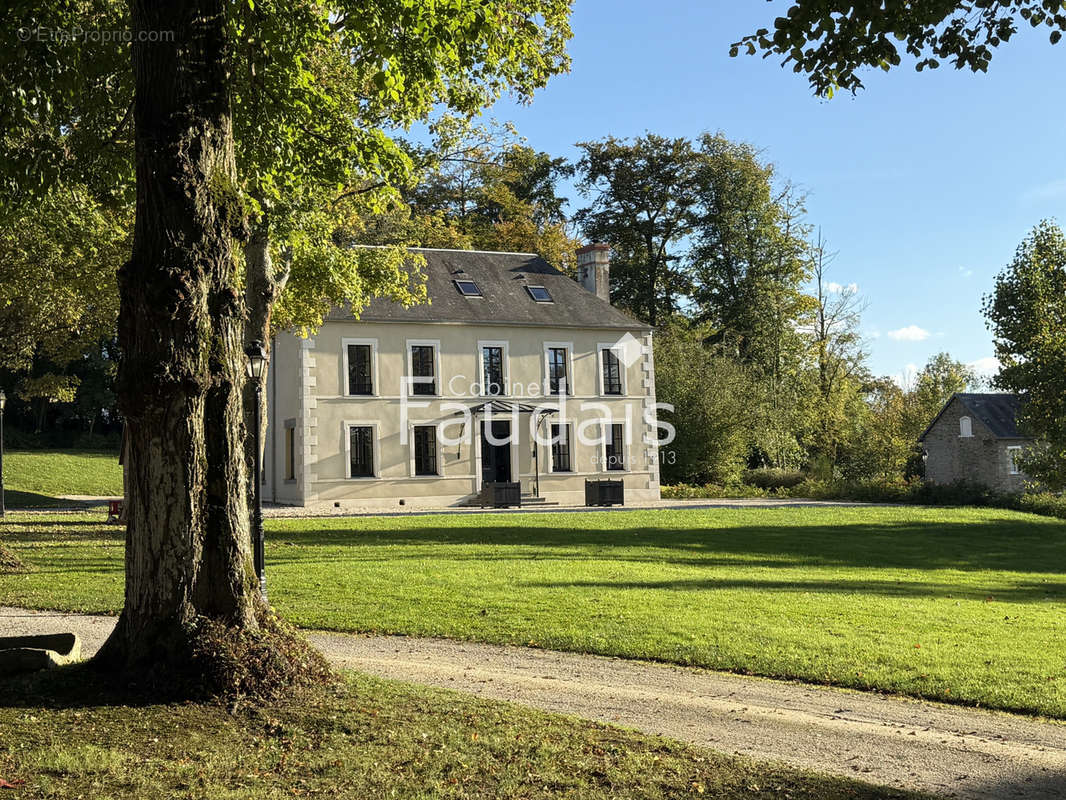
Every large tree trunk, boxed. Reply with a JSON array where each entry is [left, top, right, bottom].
[[97, 0, 259, 673]]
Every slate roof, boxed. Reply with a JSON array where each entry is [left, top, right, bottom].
[[919, 393, 1026, 441], [328, 248, 650, 331]]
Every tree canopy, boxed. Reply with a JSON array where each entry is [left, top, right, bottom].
[[984, 220, 1066, 488], [733, 1, 1066, 95]]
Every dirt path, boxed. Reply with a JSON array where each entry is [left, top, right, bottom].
[[3, 607, 1065, 800]]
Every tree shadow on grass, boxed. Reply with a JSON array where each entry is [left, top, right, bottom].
[[2, 490, 72, 509], [264, 514, 1066, 575], [0, 663, 174, 710], [521, 576, 1066, 603]]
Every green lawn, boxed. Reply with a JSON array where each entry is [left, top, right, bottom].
[[2, 506, 1065, 717], [0, 669, 920, 800], [3, 451, 122, 505]]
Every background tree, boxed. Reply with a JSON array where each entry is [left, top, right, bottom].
[[653, 319, 754, 485], [806, 237, 868, 473], [0, 186, 126, 375], [396, 116, 579, 269], [574, 134, 700, 325], [905, 352, 977, 435], [983, 220, 1066, 488], [734, 0, 1066, 96]]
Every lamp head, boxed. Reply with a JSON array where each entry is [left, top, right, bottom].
[[245, 341, 268, 380]]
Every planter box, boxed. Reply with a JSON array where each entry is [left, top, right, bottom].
[[481, 481, 521, 508], [585, 479, 624, 507]]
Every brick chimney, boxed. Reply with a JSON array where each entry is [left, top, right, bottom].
[[576, 243, 611, 304]]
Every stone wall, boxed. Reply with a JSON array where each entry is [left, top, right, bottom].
[[923, 397, 1029, 491]]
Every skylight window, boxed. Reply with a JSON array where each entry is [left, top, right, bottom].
[[454, 279, 483, 297], [526, 285, 553, 303]]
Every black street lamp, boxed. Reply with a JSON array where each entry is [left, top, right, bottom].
[[245, 341, 268, 603], [0, 389, 6, 518]]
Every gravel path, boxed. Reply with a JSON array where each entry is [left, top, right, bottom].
[[3, 607, 1065, 799]]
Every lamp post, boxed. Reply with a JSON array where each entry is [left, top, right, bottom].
[[245, 341, 268, 602], [0, 390, 6, 518]]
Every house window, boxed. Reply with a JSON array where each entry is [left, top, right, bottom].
[[601, 347, 623, 395], [414, 426, 438, 476], [410, 344, 436, 396], [346, 344, 373, 395], [547, 347, 569, 395], [959, 416, 972, 438], [482, 346, 505, 396], [1007, 445, 1023, 475], [526, 285, 553, 303], [284, 427, 295, 481], [349, 426, 374, 478], [604, 423, 625, 471], [454, 279, 482, 297], [550, 423, 571, 472]]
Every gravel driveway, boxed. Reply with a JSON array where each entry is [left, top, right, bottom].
[[3, 607, 1065, 800]]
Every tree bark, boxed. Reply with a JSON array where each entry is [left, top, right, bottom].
[[242, 220, 291, 512], [97, 0, 260, 673]]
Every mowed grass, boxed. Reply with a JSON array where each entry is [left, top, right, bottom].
[[0, 670, 921, 800], [4, 450, 122, 505], [2, 506, 1065, 717]]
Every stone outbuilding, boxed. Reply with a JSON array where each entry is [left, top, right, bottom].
[[918, 393, 1032, 491]]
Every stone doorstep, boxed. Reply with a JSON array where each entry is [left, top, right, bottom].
[[0, 633, 82, 676]]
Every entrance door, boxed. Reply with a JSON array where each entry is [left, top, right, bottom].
[[481, 420, 512, 484]]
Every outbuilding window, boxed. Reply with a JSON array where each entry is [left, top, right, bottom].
[[959, 416, 972, 438], [1007, 445, 1023, 475]]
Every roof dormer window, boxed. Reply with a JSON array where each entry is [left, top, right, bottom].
[[454, 279, 482, 297], [526, 285, 553, 303]]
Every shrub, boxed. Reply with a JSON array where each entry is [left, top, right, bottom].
[[660, 483, 768, 500], [660, 478, 1066, 521], [744, 468, 806, 490]]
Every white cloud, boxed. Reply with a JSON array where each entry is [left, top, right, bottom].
[[958, 266, 974, 278], [886, 325, 930, 342], [969, 356, 1001, 378], [826, 281, 858, 294]]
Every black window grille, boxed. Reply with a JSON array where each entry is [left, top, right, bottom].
[[349, 426, 374, 477], [548, 347, 568, 395], [410, 345, 436, 395], [551, 424, 571, 472], [414, 426, 437, 475], [605, 423, 625, 471], [347, 344, 373, 395], [602, 348, 623, 395], [483, 346, 504, 396]]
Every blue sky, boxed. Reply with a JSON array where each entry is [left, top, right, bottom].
[[483, 0, 1066, 382]]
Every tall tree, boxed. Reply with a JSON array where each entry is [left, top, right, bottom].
[[733, 1, 1066, 95], [806, 237, 868, 471], [398, 116, 578, 269], [2, 0, 573, 687], [688, 133, 812, 365], [983, 220, 1066, 488], [573, 134, 699, 325]]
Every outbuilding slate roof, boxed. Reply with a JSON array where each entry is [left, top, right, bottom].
[[327, 248, 651, 331], [919, 393, 1026, 441]]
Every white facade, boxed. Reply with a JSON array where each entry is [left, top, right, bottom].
[[264, 319, 661, 510]]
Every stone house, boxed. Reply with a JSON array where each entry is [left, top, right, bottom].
[[918, 393, 1032, 491], [262, 244, 662, 509]]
